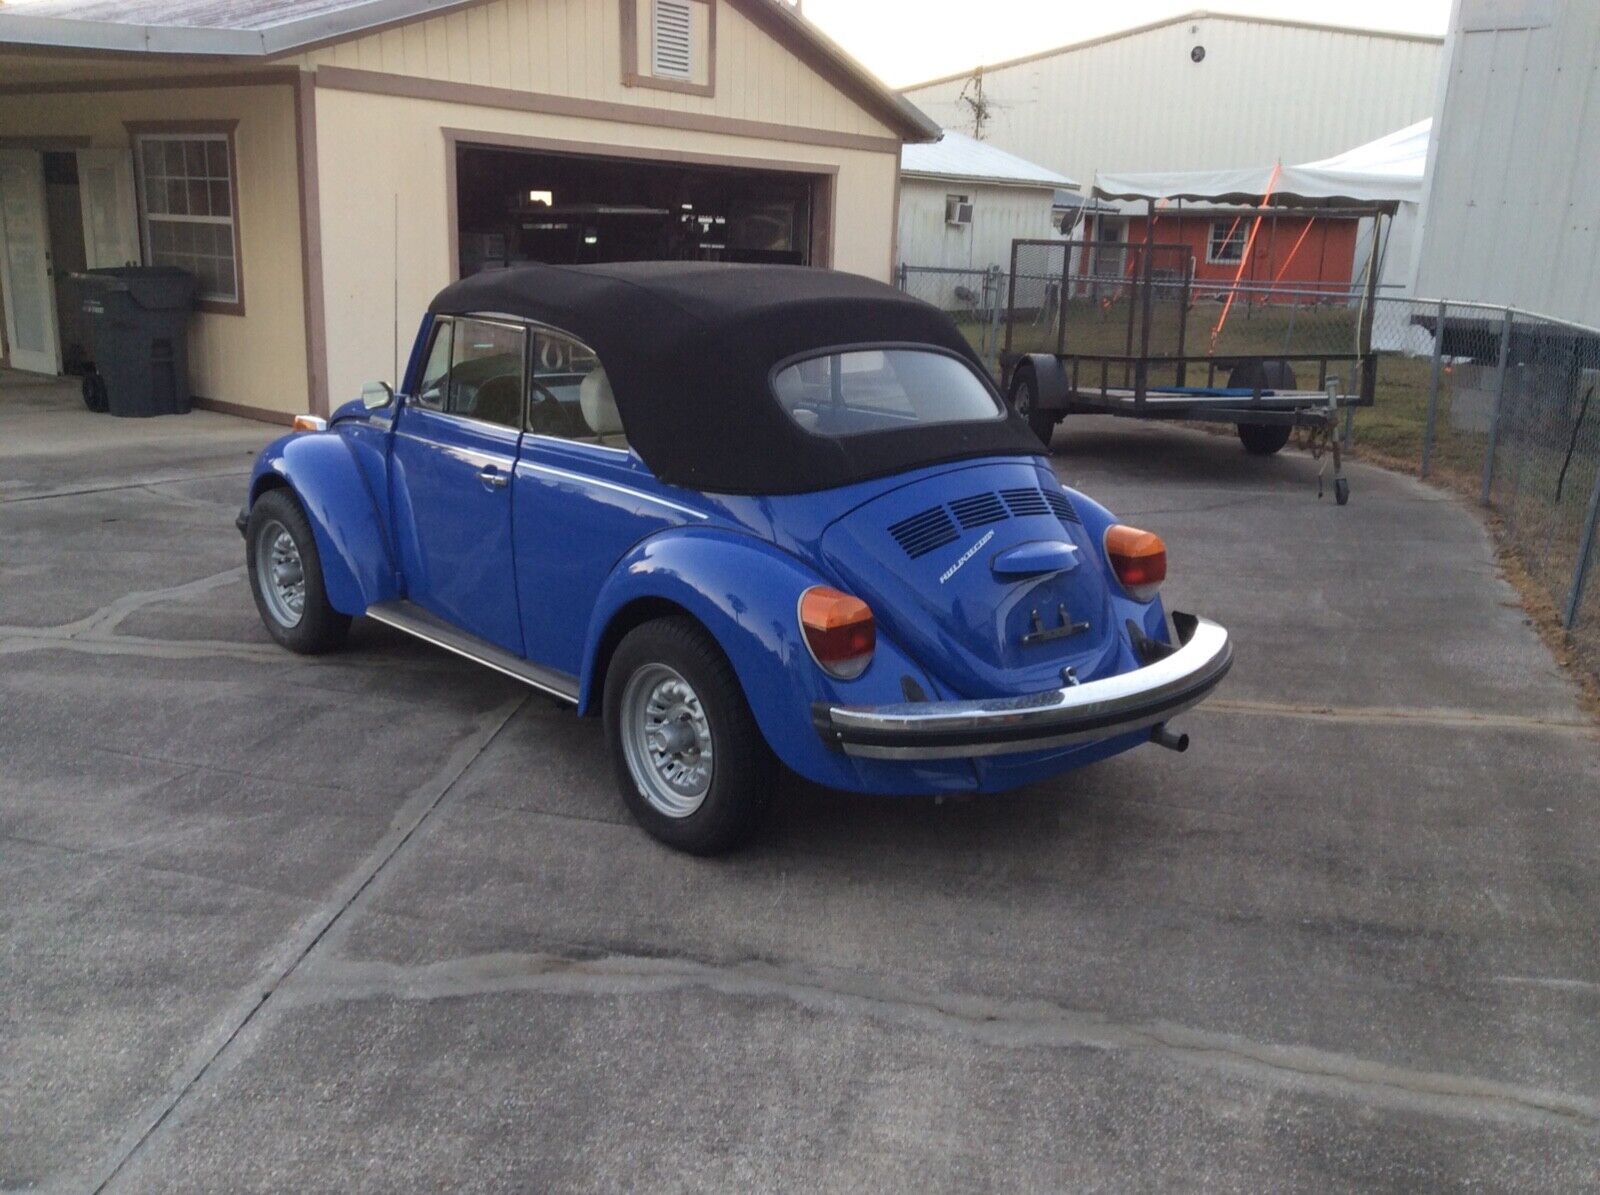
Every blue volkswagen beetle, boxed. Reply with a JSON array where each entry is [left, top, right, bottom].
[[240, 263, 1231, 853]]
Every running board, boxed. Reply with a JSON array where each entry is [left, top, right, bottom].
[[364, 600, 579, 704]]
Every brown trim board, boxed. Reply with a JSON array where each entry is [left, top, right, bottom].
[[193, 396, 295, 426], [292, 71, 329, 418], [124, 118, 247, 317], [0, 68, 300, 96], [316, 66, 900, 155]]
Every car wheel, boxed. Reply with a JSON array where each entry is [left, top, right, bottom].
[[1237, 422, 1292, 455], [245, 488, 350, 654], [81, 370, 108, 413], [1010, 368, 1059, 450], [604, 616, 776, 855]]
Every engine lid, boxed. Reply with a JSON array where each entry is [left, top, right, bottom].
[[819, 459, 1121, 698]]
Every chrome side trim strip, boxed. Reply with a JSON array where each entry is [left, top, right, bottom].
[[518, 461, 710, 521], [365, 599, 579, 703]]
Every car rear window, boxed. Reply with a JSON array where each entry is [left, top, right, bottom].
[[771, 349, 1002, 437]]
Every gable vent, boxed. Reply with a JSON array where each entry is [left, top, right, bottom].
[[888, 507, 959, 559], [1043, 489, 1082, 526], [999, 487, 1050, 517], [949, 492, 1008, 530], [652, 0, 693, 79]]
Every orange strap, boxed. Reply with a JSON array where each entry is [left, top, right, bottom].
[[1270, 217, 1317, 287], [1209, 163, 1282, 353]]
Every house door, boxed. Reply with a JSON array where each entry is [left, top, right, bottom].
[[76, 148, 141, 269], [0, 149, 62, 374]]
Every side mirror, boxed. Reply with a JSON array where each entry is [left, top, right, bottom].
[[361, 381, 395, 411]]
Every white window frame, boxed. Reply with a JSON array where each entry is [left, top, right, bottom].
[[1206, 218, 1246, 266], [129, 125, 243, 312]]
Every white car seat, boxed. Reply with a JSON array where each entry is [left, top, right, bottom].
[[579, 368, 626, 445]]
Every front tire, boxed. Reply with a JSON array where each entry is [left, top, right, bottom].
[[1010, 368, 1059, 450], [603, 616, 776, 855], [245, 488, 350, 654]]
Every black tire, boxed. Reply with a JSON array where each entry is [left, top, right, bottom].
[[1237, 422, 1292, 455], [1228, 360, 1296, 455], [603, 616, 777, 855], [81, 370, 108, 413], [1010, 368, 1059, 450], [1335, 476, 1350, 506], [245, 488, 350, 654]]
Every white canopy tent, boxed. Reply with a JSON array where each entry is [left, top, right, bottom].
[[1093, 121, 1431, 344]]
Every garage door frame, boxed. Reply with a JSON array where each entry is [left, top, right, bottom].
[[442, 127, 838, 279]]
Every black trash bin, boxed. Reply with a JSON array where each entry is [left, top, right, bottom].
[[77, 267, 197, 417]]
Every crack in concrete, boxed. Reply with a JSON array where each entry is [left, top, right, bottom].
[[281, 948, 1600, 1134], [1206, 697, 1596, 737], [84, 692, 530, 1194], [0, 468, 252, 505]]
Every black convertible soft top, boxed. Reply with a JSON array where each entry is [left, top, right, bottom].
[[428, 262, 1041, 494]]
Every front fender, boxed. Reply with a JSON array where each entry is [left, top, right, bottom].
[[581, 527, 975, 793], [246, 431, 398, 615]]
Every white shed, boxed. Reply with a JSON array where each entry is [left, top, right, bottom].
[[1412, 0, 1600, 328], [897, 130, 1074, 314]]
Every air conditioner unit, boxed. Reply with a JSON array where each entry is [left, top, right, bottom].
[[945, 197, 973, 226]]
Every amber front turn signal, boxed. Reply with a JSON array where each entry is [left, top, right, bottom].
[[799, 586, 875, 680], [1104, 524, 1167, 602], [291, 414, 328, 433]]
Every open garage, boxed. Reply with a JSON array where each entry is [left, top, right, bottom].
[[453, 140, 831, 272]]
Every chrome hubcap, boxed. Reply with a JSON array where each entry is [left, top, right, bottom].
[[254, 518, 305, 628], [620, 663, 713, 818]]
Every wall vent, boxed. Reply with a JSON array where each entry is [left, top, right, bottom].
[[652, 0, 693, 79]]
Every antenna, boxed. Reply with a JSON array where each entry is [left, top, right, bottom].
[[393, 193, 400, 386], [956, 67, 991, 139]]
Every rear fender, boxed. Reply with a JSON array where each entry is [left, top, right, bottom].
[[247, 431, 399, 615], [580, 527, 949, 791]]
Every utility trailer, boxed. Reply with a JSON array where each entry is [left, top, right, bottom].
[[997, 237, 1378, 504]]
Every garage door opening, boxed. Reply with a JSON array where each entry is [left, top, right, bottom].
[[453, 142, 830, 277]]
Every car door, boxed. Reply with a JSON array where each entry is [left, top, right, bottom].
[[511, 327, 691, 677], [389, 315, 527, 656]]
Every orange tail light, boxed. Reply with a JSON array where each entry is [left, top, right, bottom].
[[798, 587, 875, 680], [1104, 524, 1167, 602]]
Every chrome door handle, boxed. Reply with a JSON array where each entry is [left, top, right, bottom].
[[478, 467, 508, 489]]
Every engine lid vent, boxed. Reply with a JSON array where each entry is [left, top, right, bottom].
[[949, 492, 1009, 530], [999, 487, 1050, 517], [1043, 489, 1081, 526], [887, 506, 960, 559]]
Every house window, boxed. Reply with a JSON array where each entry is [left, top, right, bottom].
[[1207, 219, 1246, 265], [132, 127, 241, 310]]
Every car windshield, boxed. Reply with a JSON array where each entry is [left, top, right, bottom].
[[771, 348, 1002, 437]]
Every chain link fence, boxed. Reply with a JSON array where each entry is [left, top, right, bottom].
[[898, 258, 1600, 687]]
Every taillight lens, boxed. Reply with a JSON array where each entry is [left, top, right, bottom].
[[1104, 524, 1167, 602], [799, 586, 875, 680]]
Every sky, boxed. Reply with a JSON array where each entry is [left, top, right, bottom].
[[796, 0, 1452, 87]]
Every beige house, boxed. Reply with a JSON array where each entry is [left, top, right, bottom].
[[0, 0, 935, 422]]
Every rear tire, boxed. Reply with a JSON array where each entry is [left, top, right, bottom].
[[1010, 368, 1059, 450], [603, 616, 776, 855], [245, 488, 350, 654]]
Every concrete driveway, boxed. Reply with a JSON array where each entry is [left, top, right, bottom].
[[3, 373, 1597, 1192]]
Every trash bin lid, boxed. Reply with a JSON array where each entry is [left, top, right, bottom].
[[83, 266, 197, 311]]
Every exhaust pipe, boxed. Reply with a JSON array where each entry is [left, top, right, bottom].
[[1150, 723, 1189, 753]]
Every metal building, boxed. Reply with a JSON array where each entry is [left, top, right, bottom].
[[901, 11, 1441, 200], [1412, 0, 1600, 327]]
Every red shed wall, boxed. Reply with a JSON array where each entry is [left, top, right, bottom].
[[1117, 213, 1360, 299]]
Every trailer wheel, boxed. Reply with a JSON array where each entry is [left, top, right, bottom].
[[1229, 360, 1297, 456], [1009, 368, 1059, 450], [1237, 423, 1292, 455]]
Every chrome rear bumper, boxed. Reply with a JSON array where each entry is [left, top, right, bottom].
[[814, 614, 1231, 760]]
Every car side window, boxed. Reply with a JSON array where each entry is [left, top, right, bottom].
[[527, 330, 627, 448], [447, 318, 527, 431], [413, 319, 452, 411]]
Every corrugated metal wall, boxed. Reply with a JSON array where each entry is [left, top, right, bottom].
[[1413, 0, 1600, 326], [903, 16, 1440, 194]]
